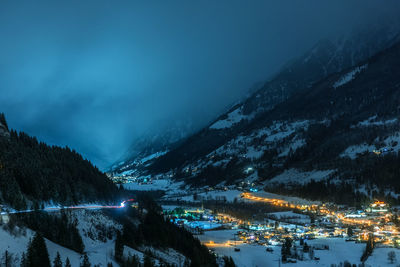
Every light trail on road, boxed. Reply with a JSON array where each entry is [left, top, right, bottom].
[[1, 204, 123, 215]]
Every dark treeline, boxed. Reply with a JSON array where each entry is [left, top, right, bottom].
[[0, 114, 118, 209], [18, 232, 90, 267], [9, 210, 85, 253], [203, 200, 293, 222], [109, 195, 218, 267], [162, 199, 292, 222], [267, 180, 371, 207]]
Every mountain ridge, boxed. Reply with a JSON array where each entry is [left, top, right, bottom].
[[110, 25, 400, 175], [125, 34, 400, 205]]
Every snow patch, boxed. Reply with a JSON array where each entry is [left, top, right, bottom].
[[140, 151, 168, 164], [210, 107, 250, 129], [279, 138, 306, 157], [245, 146, 264, 159], [340, 143, 375, 159], [354, 116, 398, 127], [333, 64, 368, 88]]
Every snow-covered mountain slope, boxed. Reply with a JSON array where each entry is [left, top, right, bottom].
[[217, 22, 400, 125], [109, 117, 196, 175], [0, 211, 121, 266], [116, 22, 400, 178], [0, 226, 83, 266], [111, 22, 400, 178], [0, 209, 191, 267], [137, 36, 400, 202]]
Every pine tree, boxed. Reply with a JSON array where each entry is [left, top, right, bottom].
[[1, 250, 13, 267], [27, 233, 51, 267], [114, 231, 124, 261], [308, 247, 314, 260], [64, 258, 71, 267], [347, 227, 354, 237], [361, 233, 375, 261], [143, 254, 154, 267], [53, 252, 62, 267], [70, 225, 85, 253], [80, 254, 91, 267], [127, 255, 140, 267], [223, 256, 236, 267], [281, 237, 292, 261], [20, 252, 28, 267], [303, 242, 309, 252], [0, 113, 8, 130]]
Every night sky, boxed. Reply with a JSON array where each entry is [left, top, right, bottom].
[[1, 1, 399, 169]]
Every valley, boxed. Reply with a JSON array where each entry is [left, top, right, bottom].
[[2, 2, 400, 266]]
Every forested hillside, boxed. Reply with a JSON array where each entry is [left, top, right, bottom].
[[140, 39, 400, 204], [0, 113, 117, 209], [122, 26, 400, 175]]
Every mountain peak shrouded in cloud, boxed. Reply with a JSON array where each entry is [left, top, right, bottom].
[[1, 0, 400, 169]]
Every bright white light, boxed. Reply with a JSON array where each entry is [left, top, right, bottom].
[[121, 202, 125, 207]]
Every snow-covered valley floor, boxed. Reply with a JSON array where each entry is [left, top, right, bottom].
[[198, 230, 399, 267]]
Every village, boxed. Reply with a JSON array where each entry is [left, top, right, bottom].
[[161, 194, 400, 265], [109, 173, 400, 265]]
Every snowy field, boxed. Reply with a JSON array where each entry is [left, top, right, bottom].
[[366, 247, 400, 266], [0, 209, 187, 266], [0, 226, 118, 266], [197, 229, 393, 267], [210, 107, 251, 129]]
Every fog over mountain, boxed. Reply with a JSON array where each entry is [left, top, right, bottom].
[[1, 0, 399, 168]]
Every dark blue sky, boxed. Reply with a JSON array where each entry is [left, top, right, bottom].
[[1, 0, 399, 169]]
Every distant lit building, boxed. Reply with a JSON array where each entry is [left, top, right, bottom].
[[366, 200, 388, 213]]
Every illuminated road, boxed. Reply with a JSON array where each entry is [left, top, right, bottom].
[[1, 204, 124, 215], [203, 240, 243, 248], [241, 192, 313, 210]]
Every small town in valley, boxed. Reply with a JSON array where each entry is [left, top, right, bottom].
[[160, 191, 400, 265]]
